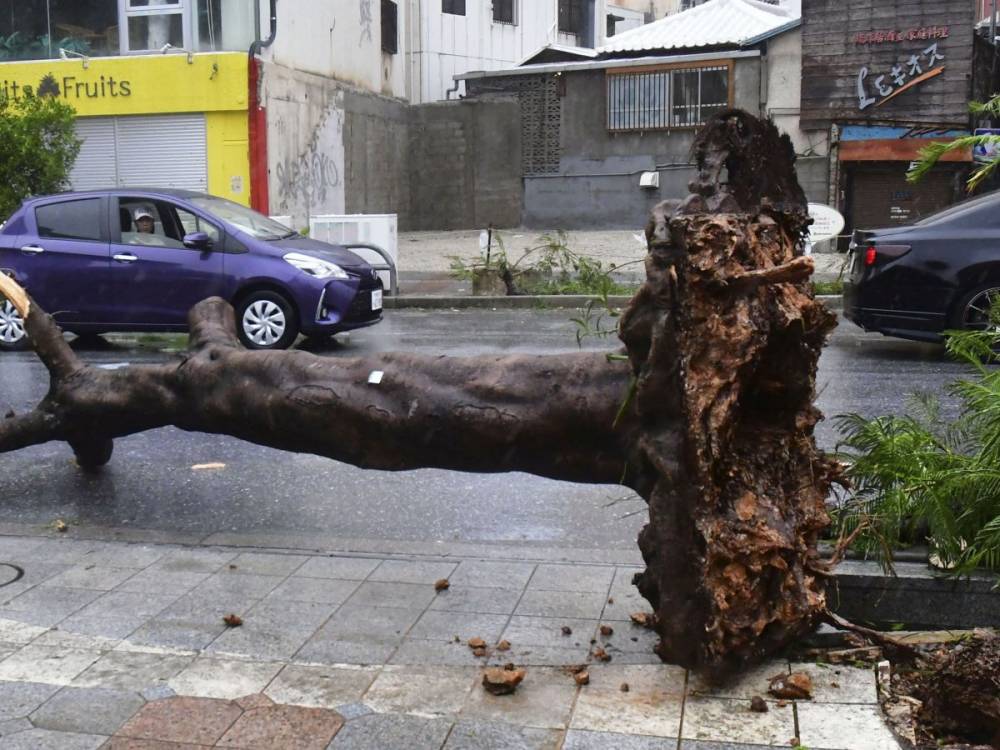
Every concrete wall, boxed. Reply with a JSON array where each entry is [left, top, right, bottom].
[[407, 99, 523, 230], [523, 59, 761, 229], [765, 28, 830, 204], [262, 63, 410, 229], [264, 0, 407, 99]]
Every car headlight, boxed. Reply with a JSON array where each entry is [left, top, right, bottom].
[[283, 252, 349, 280]]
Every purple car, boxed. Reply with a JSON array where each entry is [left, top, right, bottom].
[[0, 189, 384, 351]]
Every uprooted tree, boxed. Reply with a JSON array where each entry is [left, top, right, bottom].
[[0, 111, 839, 677]]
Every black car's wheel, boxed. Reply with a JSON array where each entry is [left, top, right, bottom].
[[954, 285, 1000, 332], [235, 291, 299, 350], [0, 297, 29, 351]]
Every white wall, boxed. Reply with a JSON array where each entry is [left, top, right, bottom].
[[610, 0, 679, 18], [408, 0, 607, 103], [262, 0, 408, 99], [765, 28, 828, 158]]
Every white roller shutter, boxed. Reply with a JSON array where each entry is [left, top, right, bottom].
[[69, 117, 118, 191], [116, 114, 208, 192], [69, 113, 208, 193]]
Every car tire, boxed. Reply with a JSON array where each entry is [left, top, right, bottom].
[[951, 284, 1000, 332], [0, 297, 29, 352], [235, 291, 299, 350]]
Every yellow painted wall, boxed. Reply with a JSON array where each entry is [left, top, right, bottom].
[[207, 110, 251, 206], [0, 53, 251, 205], [0, 52, 248, 115]]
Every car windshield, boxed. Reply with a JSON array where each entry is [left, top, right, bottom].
[[915, 191, 1000, 226], [189, 197, 297, 240]]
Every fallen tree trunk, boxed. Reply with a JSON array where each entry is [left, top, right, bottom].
[[0, 111, 837, 677]]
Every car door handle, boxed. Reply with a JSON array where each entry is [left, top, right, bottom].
[[113, 253, 139, 264], [19, 245, 44, 255]]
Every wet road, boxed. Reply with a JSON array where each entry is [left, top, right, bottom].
[[0, 309, 966, 551]]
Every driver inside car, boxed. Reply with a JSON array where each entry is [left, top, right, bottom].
[[129, 208, 168, 246]]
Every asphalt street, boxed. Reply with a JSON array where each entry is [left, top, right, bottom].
[[0, 309, 967, 551]]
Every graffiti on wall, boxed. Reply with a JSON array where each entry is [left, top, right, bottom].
[[360, 0, 373, 44], [274, 103, 346, 220]]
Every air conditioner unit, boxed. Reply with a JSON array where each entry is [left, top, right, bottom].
[[639, 171, 660, 189]]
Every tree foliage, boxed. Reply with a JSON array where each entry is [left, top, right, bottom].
[[0, 92, 80, 220], [834, 318, 1000, 576], [906, 93, 1000, 191]]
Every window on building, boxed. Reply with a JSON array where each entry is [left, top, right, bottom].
[[558, 0, 584, 34], [0, 0, 119, 60], [382, 0, 398, 53], [36, 199, 104, 242], [493, 0, 515, 24], [607, 65, 729, 131], [443, 0, 465, 16]]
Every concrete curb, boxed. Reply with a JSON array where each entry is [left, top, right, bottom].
[[386, 294, 845, 311]]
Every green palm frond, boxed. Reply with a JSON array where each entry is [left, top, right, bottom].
[[969, 93, 1000, 118], [906, 135, 1000, 186]]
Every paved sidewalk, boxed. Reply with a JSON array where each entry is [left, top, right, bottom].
[[0, 534, 900, 749], [394, 229, 847, 297]]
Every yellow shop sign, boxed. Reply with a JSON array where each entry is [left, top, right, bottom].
[[0, 52, 248, 116]]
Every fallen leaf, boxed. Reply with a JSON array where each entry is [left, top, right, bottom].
[[777, 699, 788, 708], [630, 612, 655, 628], [561, 626, 572, 636], [496, 640, 511, 652], [620, 682, 630, 692], [592, 647, 611, 662], [223, 614, 243, 627], [607, 597, 615, 604], [472, 646, 487, 658], [482, 666, 526, 695], [53, 519, 68, 533], [468, 637, 487, 650], [574, 670, 590, 686], [830, 681, 840, 688], [228, 564, 238, 570], [768, 672, 812, 700], [191, 463, 226, 471], [434, 579, 450, 591], [599, 625, 614, 637], [750, 695, 768, 712]]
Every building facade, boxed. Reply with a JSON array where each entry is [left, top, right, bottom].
[[459, 0, 818, 228], [0, 0, 258, 206], [406, 0, 609, 103], [800, 0, 985, 234]]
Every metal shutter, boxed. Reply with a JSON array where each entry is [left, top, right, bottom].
[[115, 114, 208, 192], [68, 113, 208, 193], [69, 117, 118, 191]]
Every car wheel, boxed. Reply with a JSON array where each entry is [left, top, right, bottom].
[[953, 285, 1000, 332], [235, 291, 299, 350], [0, 297, 29, 351]]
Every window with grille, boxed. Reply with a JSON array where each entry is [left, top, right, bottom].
[[381, 0, 398, 53], [558, 0, 584, 34], [493, 0, 516, 24], [443, 0, 466, 16], [607, 65, 729, 131]]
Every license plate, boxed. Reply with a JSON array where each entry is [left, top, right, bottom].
[[371, 289, 383, 311]]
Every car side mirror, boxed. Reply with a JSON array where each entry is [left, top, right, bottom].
[[183, 231, 212, 251]]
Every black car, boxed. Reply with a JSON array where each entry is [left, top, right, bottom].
[[844, 190, 1000, 343]]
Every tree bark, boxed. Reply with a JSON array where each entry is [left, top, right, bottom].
[[0, 111, 838, 677]]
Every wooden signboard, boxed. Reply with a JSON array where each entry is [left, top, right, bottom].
[[800, 0, 977, 128]]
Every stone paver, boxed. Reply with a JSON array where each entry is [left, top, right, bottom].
[[0, 535, 900, 750], [680, 697, 796, 746], [264, 664, 379, 709], [444, 719, 562, 749], [29, 685, 144, 735], [796, 702, 903, 750], [0, 680, 62, 721], [462, 667, 578, 730], [115, 696, 242, 744], [364, 665, 477, 717], [216, 698, 343, 749], [327, 712, 452, 750], [168, 657, 283, 700]]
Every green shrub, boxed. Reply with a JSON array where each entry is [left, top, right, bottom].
[[0, 91, 80, 221], [834, 319, 1000, 575]]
